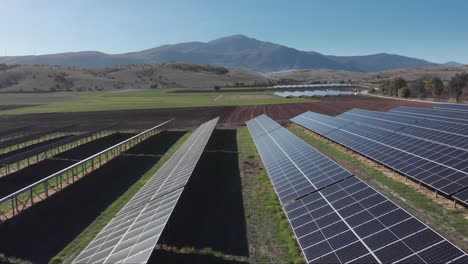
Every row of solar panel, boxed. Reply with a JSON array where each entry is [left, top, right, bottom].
[[274, 90, 356, 98], [392, 106, 468, 124], [73, 117, 219, 264], [434, 104, 468, 111], [246, 115, 467, 264], [272, 83, 353, 88], [292, 111, 468, 206]]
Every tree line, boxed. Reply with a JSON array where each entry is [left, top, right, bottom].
[[372, 72, 468, 101]]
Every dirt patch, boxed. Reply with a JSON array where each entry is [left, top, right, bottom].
[[124, 131, 187, 156], [0, 131, 184, 263], [223, 96, 434, 125], [0, 159, 76, 197], [151, 129, 249, 262], [150, 245, 248, 264], [0, 105, 37, 111], [221, 94, 277, 101], [0, 135, 73, 161], [0, 96, 433, 132], [54, 132, 134, 160], [0, 105, 236, 132]]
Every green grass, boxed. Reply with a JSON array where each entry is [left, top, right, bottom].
[[237, 127, 304, 264], [0, 89, 314, 115], [50, 131, 191, 264], [288, 125, 468, 239]]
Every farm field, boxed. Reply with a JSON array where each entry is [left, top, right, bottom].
[[0, 96, 433, 132], [0, 89, 312, 115]]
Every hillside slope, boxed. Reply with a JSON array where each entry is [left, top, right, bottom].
[[0, 63, 272, 92]]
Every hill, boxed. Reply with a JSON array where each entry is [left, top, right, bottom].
[[267, 65, 468, 83], [0, 63, 272, 92], [0, 35, 445, 72]]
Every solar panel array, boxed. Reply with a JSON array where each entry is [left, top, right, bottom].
[[73, 117, 219, 264], [391, 106, 468, 124], [274, 90, 355, 98], [246, 115, 353, 203], [292, 111, 468, 206], [246, 115, 467, 264], [336, 109, 468, 150], [272, 83, 353, 89], [435, 104, 468, 111]]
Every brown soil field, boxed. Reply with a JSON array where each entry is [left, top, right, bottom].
[[0, 96, 433, 132], [223, 96, 433, 125]]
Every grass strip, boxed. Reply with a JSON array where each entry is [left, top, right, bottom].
[[51, 132, 191, 264], [237, 127, 304, 264]]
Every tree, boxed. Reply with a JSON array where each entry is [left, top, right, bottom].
[[409, 80, 426, 98], [213, 85, 221, 92], [448, 72, 468, 102], [398, 87, 411, 98], [425, 77, 444, 97], [380, 79, 392, 94], [389, 77, 407, 96]]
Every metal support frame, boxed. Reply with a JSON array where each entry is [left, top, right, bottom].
[[0, 119, 173, 222]]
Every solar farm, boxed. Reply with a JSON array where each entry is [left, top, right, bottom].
[[0, 97, 467, 263]]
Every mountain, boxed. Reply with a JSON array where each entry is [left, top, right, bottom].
[[325, 53, 438, 72], [0, 35, 442, 72], [442, 61, 464, 66]]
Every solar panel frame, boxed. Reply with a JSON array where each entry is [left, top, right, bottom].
[[391, 106, 468, 124], [73, 117, 219, 264], [292, 112, 468, 203], [247, 115, 467, 263], [246, 115, 353, 204], [337, 111, 468, 150], [285, 176, 467, 264]]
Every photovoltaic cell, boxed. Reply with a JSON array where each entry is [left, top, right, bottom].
[[391, 106, 468, 124], [435, 104, 468, 111], [246, 114, 352, 204], [285, 177, 467, 264], [246, 115, 467, 263], [292, 112, 468, 205], [340, 108, 468, 137], [453, 188, 468, 205], [337, 110, 468, 150], [73, 117, 219, 264]]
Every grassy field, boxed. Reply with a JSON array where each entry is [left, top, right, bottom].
[[51, 132, 191, 264], [0, 89, 313, 115], [237, 127, 304, 263], [288, 125, 468, 250]]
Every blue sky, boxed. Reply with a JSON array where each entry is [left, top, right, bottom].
[[1, 0, 467, 63]]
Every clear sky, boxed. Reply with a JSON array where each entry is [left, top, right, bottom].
[[1, 0, 467, 63]]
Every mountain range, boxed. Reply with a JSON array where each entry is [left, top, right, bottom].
[[0, 35, 462, 72]]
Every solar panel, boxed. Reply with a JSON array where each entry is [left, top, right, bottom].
[[73, 117, 219, 264], [273, 90, 355, 98], [391, 106, 468, 124], [292, 112, 468, 205], [342, 108, 468, 137], [285, 177, 467, 264], [246, 115, 467, 263], [435, 104, 468, 111], [453, 188, 468, 205], [246, 115, 353, 204], [337, 110, 468, 150]]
